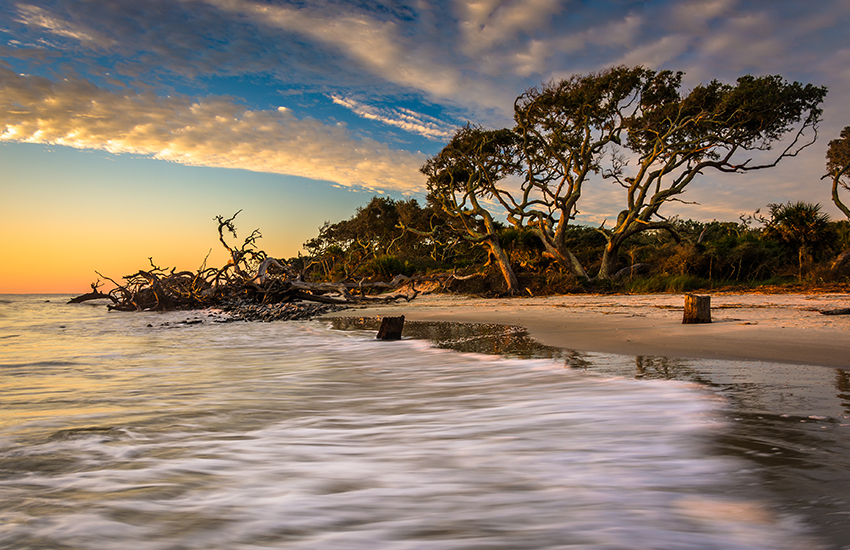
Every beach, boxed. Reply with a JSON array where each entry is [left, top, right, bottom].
[[326, 292, 850, 369], [2, 294, 849, 548], [324, 291, 850, 548]]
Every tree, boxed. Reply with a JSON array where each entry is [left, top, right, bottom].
[[763, 201, 832, 281], [508, 67, 827, 280], [421, 124, 522, 294], [826, 126, 850, 218], [303, 197, 447, 280], [598, 74, 827, 279], [510, 66, 649, 278]]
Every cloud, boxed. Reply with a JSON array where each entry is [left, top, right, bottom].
[[330, 95, 458, 140], [456, 0, 564, 55], [14, 4, 106, 45], [4, 0, 849, 216], [0, 69, 427, 192], [205, 0, 466, 98], [4, 0, 519, 121]]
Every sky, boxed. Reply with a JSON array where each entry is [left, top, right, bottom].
[[2, 0, 850, 293]]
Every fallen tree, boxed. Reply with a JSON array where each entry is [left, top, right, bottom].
[[72, 212, 460, 312]]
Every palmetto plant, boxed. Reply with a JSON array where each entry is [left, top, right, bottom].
[[764, 201, 832, 281]]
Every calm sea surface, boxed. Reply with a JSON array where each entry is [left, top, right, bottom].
[[1, 295, 848, 549]]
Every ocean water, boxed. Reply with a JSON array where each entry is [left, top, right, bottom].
[[0, 295, 845, 549]]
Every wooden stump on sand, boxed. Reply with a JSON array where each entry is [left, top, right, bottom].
[[377, 315, 405, 340], [682, 294, 711, 324]]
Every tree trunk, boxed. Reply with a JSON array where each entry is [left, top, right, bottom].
[[485, 238, 520, 294], [377, 316, 405, 340], [682, 294, 711, 324], [596, 241, 620, 281], [533, 227, 589, 278], [831, 249, 850, 272], [832, 174, 850, 219], [553, 244, 589, 279]]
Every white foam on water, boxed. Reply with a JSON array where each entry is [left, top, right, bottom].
[[0, 296, 829, 549]]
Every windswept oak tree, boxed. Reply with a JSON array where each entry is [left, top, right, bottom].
[[509, 67, 827, 279], [826, 126, 850, 218], [421, 124, 522, 294], [509, 66, 649, 278], [598, 73, 826, 278]]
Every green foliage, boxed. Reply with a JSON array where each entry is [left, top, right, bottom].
[[367, 255, 416, 279], [296, 66, 838, 293], [623, 274, 709, 294], [764, 201, 833, 251], [298, 195, 850, 292], [762, 201, 834, 280], [302, 196, 461, 281]]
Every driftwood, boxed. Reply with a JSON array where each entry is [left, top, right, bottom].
[[820, 307, 850, 315], [376, 316, 405, 340], [682, 294, 711, 324], [68, 282, 118, 304], [611, 263, 651, 281], [71, 212, 472, 313]]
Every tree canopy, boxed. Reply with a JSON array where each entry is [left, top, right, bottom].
[[421, 124, 523, 293]]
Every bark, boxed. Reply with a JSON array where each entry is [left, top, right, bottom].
[[485, 237, 520, 295], [682, 294, 711, 324], [831, 249, 850, 272], [597, 241, 621, 281], [832, 172, 850, 219], [611, 263, 651, 280], [530, 227, 589, 278], [68, 290, 116, 304], [376, 316, 405, 340]]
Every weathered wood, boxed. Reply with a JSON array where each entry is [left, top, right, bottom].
[[831, 249, 850, 272], [89, 212, 467, 313], [68, 290, 115, 304], [611, 263, 651, 280], [377, 315, 405, 340], [820, 307, 850, 316], [682, 294, 711, 324]]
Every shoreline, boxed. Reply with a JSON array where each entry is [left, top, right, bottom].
[[324, 292, 850, 369], [325, 291, 850, 549]]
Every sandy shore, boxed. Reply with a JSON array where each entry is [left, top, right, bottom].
[[326, 292, 850, 369]]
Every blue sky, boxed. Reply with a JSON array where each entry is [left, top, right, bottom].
[[2, 0, 850, 291]]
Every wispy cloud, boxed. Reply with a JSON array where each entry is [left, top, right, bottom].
[[0, 69, 427, 192], [14, 4, 105, 45], [330, 95, 457, 140], [4, 0, 850, 217], [205, 0, 465, 96], [456, 0, 564, 55]]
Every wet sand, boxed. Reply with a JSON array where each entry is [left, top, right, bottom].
[[326, 292, 850, 369]]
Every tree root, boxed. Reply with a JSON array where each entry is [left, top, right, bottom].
[[70, 213, 470, 313]]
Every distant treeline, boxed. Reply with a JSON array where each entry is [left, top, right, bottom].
[[292, 196, 850, 295]]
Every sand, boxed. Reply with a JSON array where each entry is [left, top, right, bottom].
[[326, 292, 850, 369]]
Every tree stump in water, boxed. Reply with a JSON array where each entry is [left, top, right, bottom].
[[377, 315, 405, 340], [682, 294, 711, 324]]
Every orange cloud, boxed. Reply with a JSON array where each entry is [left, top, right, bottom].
[[0, 69, 427, 193]]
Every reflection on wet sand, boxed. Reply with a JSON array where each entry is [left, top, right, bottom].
[[329, 317, 850, 550], [837, 369, 850, 414]]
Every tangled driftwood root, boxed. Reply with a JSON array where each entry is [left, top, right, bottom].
[[69, 212, 476, 316]]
